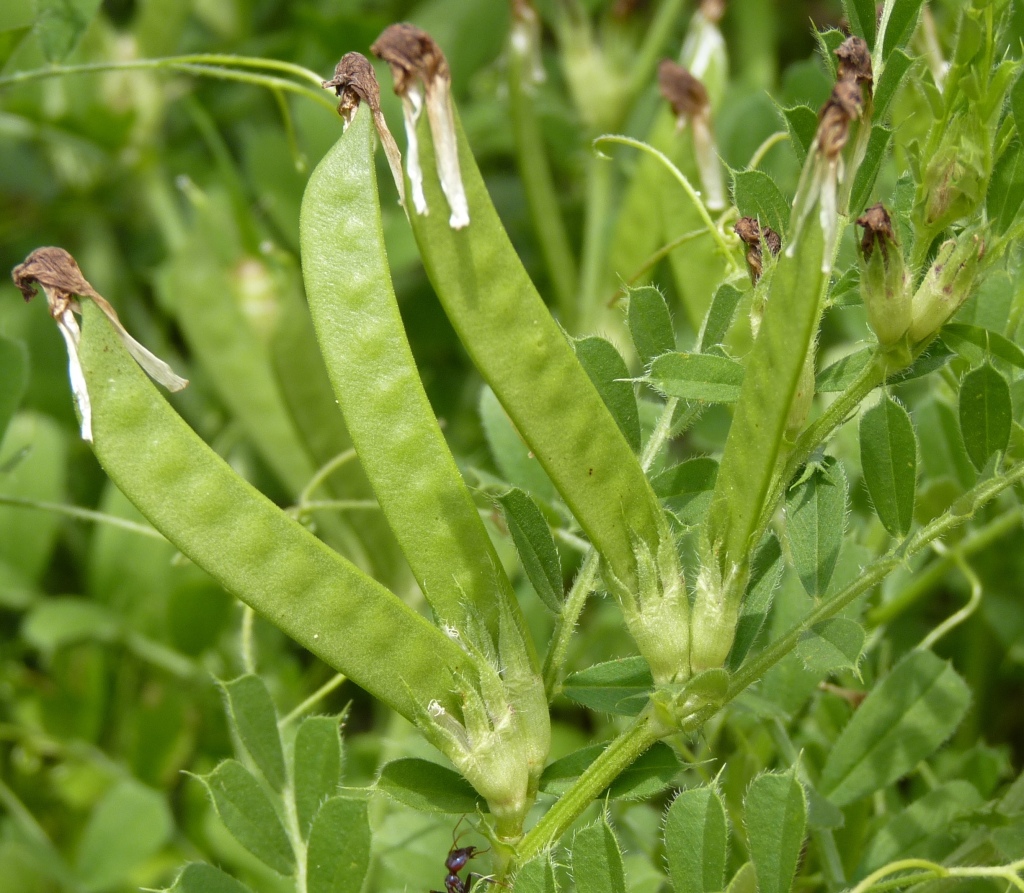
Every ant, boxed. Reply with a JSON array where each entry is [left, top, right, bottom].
[[432, 817, 488, 893]]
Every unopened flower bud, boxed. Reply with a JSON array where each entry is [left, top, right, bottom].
[[856, 203, 910, 347], [908, 233, 985, 343], [920, 128, 986, 229]]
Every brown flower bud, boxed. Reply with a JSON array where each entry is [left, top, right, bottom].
[[856, 202, 895, 261], [817, 78, 863, 159], [835, 36, 873, 92], [658, 60, 709, 120], [735, 217, 781, 284]]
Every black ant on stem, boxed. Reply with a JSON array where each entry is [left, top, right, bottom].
[[432, 817, 489, 893]]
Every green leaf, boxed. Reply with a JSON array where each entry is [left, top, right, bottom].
[[0, 335, 27, 445], [627, 285, 675, 367], [541, 741, 680, 800], [732, 169, 790, 236], [168, 863, 255, 893], [664, 786, 728, 893], [785, 457, 847, 597], [32, 0, 103, 63], [645, 353, 744, 403], [571, 816, 626, 893], [199, 760, 294, 875], [875, 50, 914, 120], [575, 337, 641, 452], [725, 863, 757, 893], [849, 125, 892, 215], [1013, 69, 1024, 139], [781, 105, 818, 166], [699, 284, 745, 352], [860, 396, 917, 536], [75, 779, 173, 892], [653, 457, 719, 526], [513, 852, 559, 893], [21, 598, 119, 654], [797, 618, 865, 676], [842, 0, 877, 47], [942, 323, 1024, 369], [882, 0, 925, 57], [293, 715, 343, 839], [729, 535, 784, 669], [479, 385, 556, 501], [859, 781, 983, 872], [376, 758, 482, 815], [816, 342, 951, 391], [744, 770, 807, 893], [220, 676, 286, 791], [987, 141, 1024, 235], [497, 488, 563, 613], [306, 797, 371, 893], [959, 363, 1012, 471], [562, 656, 653, 716], [818, 650, 972, 806]]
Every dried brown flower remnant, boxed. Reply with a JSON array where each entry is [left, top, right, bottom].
[[835, 36, 873, 91], [817, 79, 863, 159], [735, 217, 781, 283], [323, 52, 381, 121], [658, 59, 725, 210], [372, 24, 469, 229], [612, 0, 649, 18], [323, 53, 405, 206], [371, 23, 449, 98], [11, 247, 187, 442], [658, 60, 709, 119], [12, 246, 100, 304], [856, 203, 895, 260]]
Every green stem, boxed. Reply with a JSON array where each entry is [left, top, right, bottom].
[[641, 397, 680, 471], [0, 494, 164, 540], [593, 134, 739, 270], [754, 350, 888, 541], [610, 229, 707, 306], [298, 449, 358, 506], [867, 508, 1022, 625], [515, 710, 663, 863], [279, 674, 348, 727], [543, 550, 600, 698], [508, 29, 578, 324], [0, 58, 334, 111]]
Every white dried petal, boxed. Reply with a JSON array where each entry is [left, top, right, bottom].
[[56, 308, 92, 442], [425, 77, 469, 229], [402, 85, 429, 217]]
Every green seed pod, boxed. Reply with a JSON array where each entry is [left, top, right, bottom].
[[856, 203, 910, 348], [908, 231, 985, 344]]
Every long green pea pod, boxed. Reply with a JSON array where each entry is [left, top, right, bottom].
[[300, 94, 522, 643], [379, 36, 664, 593], [77, 299, 471, 720], [695, 218, 826, 671]]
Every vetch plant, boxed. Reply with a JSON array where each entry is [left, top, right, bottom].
[[3, 1, 1024, 892]]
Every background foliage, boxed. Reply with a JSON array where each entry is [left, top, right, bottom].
[[2, 1, 1024, 891]]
